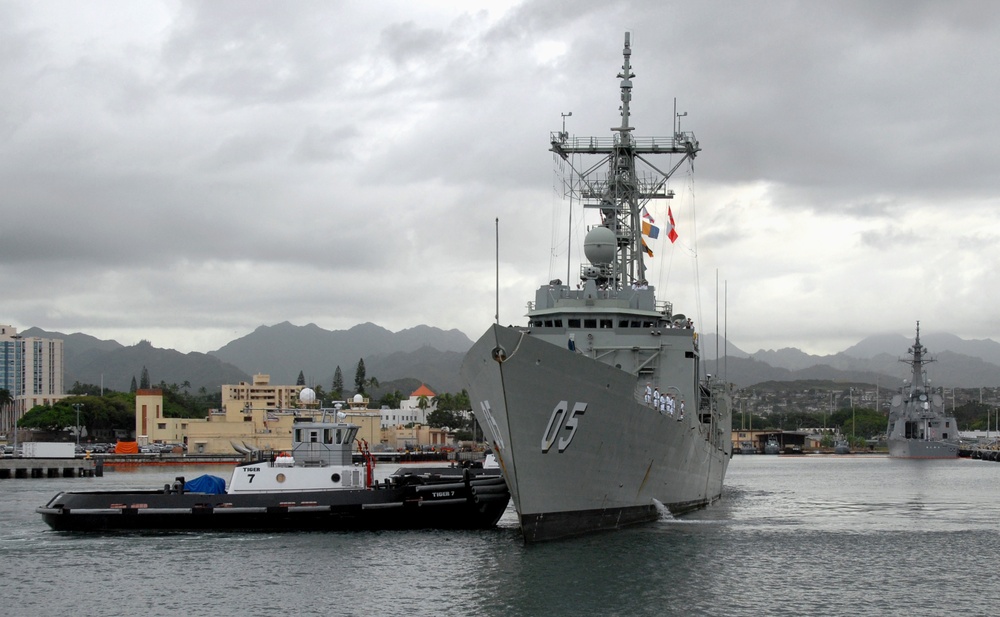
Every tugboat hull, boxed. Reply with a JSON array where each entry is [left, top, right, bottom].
[[38, 469, 509, 532]]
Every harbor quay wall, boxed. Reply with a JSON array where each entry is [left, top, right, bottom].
[[0, 457, 98, 479]]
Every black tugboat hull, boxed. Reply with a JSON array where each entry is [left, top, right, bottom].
[[38, 470, 510, 532]]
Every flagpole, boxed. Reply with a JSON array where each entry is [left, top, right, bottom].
[[495, 217, 499, 325]]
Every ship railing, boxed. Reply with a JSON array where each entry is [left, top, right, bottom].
[[550, 133, 697, 153]]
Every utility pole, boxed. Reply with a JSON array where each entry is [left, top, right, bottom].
[[72, 403, 83, 446], [850, 388, 856, 442]]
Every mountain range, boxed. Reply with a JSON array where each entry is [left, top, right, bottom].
[[21, 324, 1000, 394], [698, 332, 1000, 389]]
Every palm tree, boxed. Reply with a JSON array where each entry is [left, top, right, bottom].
[[0, 388, 13, 436]]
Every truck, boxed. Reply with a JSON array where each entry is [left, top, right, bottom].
[[21, 442, 76, 459]]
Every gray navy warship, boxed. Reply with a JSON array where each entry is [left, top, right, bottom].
[[886, 322, 959, 458], [461, 33, 732, 543]]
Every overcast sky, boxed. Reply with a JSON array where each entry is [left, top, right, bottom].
[[2, 1, 998, 356]]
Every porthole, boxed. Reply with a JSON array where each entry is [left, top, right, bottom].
[[331, 473, 341, 483], [275, 473, 286, 483]]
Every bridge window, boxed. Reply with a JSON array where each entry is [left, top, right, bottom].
[[584, 319, 597, 328], [568, 319, 581, 327]]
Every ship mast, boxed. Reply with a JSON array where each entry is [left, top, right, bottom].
[[904, 321, 934, 398], [550, 32, 701, 289]]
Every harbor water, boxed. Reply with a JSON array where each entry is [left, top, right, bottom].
[[3, 456, 1000, 617]]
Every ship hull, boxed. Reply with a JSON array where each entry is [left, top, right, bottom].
[[887, 438, 959, 459], [38, 469, 509, 532], [461, 324, 729, 542]]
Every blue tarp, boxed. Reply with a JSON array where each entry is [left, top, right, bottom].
[[183, 474, 227, 495]]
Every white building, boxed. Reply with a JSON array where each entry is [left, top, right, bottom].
[[381, 384, 437, 428]]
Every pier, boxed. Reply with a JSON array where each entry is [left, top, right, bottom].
[[0, 457, 100, 479]]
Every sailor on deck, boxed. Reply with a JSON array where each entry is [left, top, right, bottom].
[[644, 382, 653, 406]]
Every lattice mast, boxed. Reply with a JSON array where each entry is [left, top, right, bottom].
[[550, 32, 701, 289]]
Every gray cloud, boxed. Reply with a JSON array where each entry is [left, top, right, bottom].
[[3, 0, 1000, 357]]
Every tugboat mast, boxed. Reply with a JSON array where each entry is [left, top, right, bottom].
[[550, 31, 701, 290]]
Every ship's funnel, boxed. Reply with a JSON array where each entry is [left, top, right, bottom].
[[584, 227, 616, 265]]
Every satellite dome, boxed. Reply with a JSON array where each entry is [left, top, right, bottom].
[[299, 388, 316, 403], [584, 227, 616, 265], [353, 393, 364, 403]]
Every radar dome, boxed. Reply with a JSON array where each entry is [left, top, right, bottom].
[[299, 388, 316, 404], [353, 393, 364, 403], [584, 227, 616, 265]]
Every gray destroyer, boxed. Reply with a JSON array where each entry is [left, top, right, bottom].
[[461, 33, 732, 543], [886, 323, 959, 458]]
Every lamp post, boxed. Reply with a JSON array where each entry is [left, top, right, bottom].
[[849, 388, 856, 443], [827, 392, 832, 432], [72, 403, 82, 446]]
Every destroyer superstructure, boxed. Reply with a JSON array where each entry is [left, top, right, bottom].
[[886, 322, 959, 458], [461, 33, 732, 542]]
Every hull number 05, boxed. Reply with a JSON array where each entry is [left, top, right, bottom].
[[541, 401, 587, 453]]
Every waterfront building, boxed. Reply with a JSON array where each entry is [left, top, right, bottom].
[[382, 423, 453, 451], [0, 324, 66, 436], [222, 373, 304, 412], [135, 387, 384, 455], [383, 383, 437, 428]]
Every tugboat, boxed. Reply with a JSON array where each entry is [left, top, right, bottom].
[[461, 32, 732, 543], [38, 400, 509, 532], [886, 322, 959, 458]]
